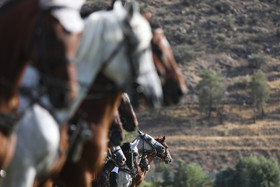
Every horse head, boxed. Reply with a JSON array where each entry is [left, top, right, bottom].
[[118, 93, 138, 132], [143, 11, 188, 105], [109, 110, 125, 147], [155, 136, 172, 164], [32, 0, 84, 109], [137, 130, 165, 155], [110, 146, 126, 167]]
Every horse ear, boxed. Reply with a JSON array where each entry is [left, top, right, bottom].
[[125, 0, 139, 21], [163, 136, 165, 141], [137, 129, 143, 135], [143, 10, 152, 22]]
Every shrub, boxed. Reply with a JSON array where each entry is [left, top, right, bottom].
[[161, 165, 173, 187], [213, 0, 232, 13], [215, 155, 280, 187], [185, 163, 214, 187], [248, 54, 267, 69], [214, 168, 238, 187], [172, 161, 213, 187]]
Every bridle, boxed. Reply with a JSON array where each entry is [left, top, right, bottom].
[[138, 133, 166, 156], [84, 17, 152, 98]]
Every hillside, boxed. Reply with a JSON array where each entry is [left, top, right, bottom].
[[86, 0, 280, 173]]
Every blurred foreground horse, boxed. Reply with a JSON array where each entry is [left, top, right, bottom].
[[0, 0, 84, 186]]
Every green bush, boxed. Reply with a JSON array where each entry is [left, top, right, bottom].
[[161, 165, 173, 187], [236, 155, 280, 187], [172, 161, 213, 187], [248, 54, 267, 69], [215, 155, 280, 187], [195, 70, 226, 119], [213, 0, 232, 13]]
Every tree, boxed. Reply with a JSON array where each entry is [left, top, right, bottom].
[[195, 70, 226, 119], [248, 71, 270, 120], [173, 160, 189, 186], [172, 161, 213, 187], [161, 165, 173, 187], [185, 163, 213, 187], [215, 155, 280, 187]]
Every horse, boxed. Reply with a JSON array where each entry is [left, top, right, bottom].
[[90, 145, 126, 187], [110, 0, 187, 107], [0, 0, 85, 186], [0, 0, 83, 182], [81, 0, 187, 107], [109, 93, 138, 147], [91, 143, 135, 187], [118, 93, 138, 132], [143, 11, 188, 106], [109, 110, 125, 147], [41, 1, 164, 187], [131, 136, 172, 187], [113, 130, 166, 187]]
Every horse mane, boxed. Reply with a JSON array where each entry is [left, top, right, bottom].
[[121, 142, 131, 153], [141, 10, 162, 31], [80, 2, 110, 18]]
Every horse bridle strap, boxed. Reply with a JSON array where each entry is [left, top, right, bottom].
[[140, 134, 159, 155]]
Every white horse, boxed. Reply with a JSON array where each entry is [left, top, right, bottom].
[[1, 1, 163, 187], [109, 145, 126, 167], [116, 130, 166, 187]]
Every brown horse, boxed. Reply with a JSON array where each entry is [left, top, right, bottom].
[[109, 110, 125, 147], [118, 93, 138, 132], [149, 19, 187, 105], [0, 0, 82, 176], [130, 136, 172, 187], [109, 93, 138, 147]]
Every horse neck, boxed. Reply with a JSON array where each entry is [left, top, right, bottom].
[[134, 136, 144, 156], [146, 154, 156, 165], [136, 136, 154, 157], [78, 75, 122, 131], [0, 0, 38, 112]]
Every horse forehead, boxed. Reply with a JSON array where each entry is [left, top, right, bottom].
[[130, 14, 152, 52]]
